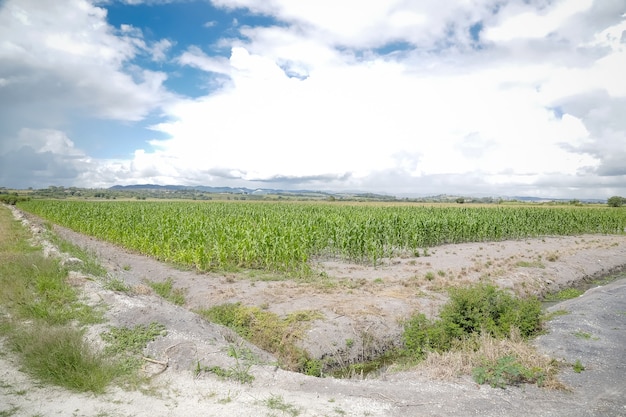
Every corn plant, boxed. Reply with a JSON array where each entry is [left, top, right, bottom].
[[18, 200, 626, 275]]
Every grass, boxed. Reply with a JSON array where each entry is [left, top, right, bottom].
[[0, 206, 164, 393], [573, 359, 585, 373], [544, 288, 584, 301], [572, 331, 598, 340], [515, 260, 545, 268], [146, 278, 186, 306], [0, 243, 113, 392], [197, 303, 323, 374], [5, 323, 117, 393], [197, 344, 257, 384], [413, 330, 564, 389], [0, 405, 21, 417], [100, 323, 167, 378], [102, 276, 132, 293], [43, 223, 107, 277], [262, 394, 301, 417]]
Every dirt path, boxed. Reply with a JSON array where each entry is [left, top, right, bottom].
[[2, 207, 626, 416]]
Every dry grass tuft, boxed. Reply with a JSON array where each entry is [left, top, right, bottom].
[[414, 329, 566, 390]]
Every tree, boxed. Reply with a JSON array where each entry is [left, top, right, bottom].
[[607, 196, 625, 207]]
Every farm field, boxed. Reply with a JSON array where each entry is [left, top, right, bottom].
[[16, 200, 626, 275], [15, 199, 626, 373], [4, 203, 626, 416]]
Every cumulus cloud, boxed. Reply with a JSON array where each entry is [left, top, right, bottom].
[[0, 0, 171, 126], [1, 0, 624, 198], [0, 129, 91, 188]]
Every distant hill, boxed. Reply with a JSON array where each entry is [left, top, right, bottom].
[[108, 184, 395, 200], [106, 184, 606, 203]]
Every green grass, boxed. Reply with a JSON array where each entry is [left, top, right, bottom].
[[197, 303, 323, 374], [544, 288, 584, 301], [515, 260, 545, 268], [573, 359, 585, 373], [146, 278, 186, 305], [42, 223, 107, 277], [572, 331, 597, 340], [262, 394, 301, 417], [0, 206, 162, 393], [102, 276, 132, 293], [0, 405, 21, 417], [472, 355, 547, 388], [5, 323, 117, 393], [100, 323, 167, 378], [197, 344, 257, 384], [0, 207, 113, 392]]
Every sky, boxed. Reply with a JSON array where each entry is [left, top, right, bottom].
[[0, 0, 625, 199]]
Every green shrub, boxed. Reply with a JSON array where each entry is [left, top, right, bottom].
[[439, 284, 541, 339], [403, 284, 542, 359]]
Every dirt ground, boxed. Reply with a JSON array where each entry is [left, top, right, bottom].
[[2, 206, 626, 417]]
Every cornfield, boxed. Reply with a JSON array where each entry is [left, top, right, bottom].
[[17, 200, 626, 274]]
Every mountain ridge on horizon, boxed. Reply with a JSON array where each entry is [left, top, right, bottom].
[[107, 184, 607, 203]]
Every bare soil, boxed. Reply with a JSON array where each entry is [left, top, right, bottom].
[[2, 206, 626, 417]]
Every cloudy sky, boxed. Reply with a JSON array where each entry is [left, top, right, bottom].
[[0, 0, 624, 198]]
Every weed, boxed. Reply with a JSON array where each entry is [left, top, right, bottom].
[[544, 288, 584, 301], [472, 355, 546, 388], [197, 303, 322, 374], [217, 390, 234, 404], [101, 323, 167, 376], [0, 207, 116, 393], [43, 227, 107, 277], [546, 252, 560, 262], [6, 323, 116, 393], [345, 339, 354, 348], [102, 276, 131, 293], [573, 359, 585, 373], [146, 278, 186, 306], [414, 331, 564, 389], [263, 394, 300, 417], [402, 284, 546, 388], [333, 407, 346, 415], [424, 271, 435, 281], [437, 270, 446, 277], [543, 310, 569, 321], [572, 331, 597, 340], [515, 260, 545, 269]]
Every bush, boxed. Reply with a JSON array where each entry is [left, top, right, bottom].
[[403, 284, 542, 359], [607, 196, 625, 207]]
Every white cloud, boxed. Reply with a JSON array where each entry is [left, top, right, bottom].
[[484, 0, 594, 42], [178, 46, 232, 74], [0, 129, 91, 188], [1, 0, 625, 199], [0, 0, 172, 123]]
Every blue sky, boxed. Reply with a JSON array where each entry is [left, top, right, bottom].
[[0, 0, 625, 199]]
